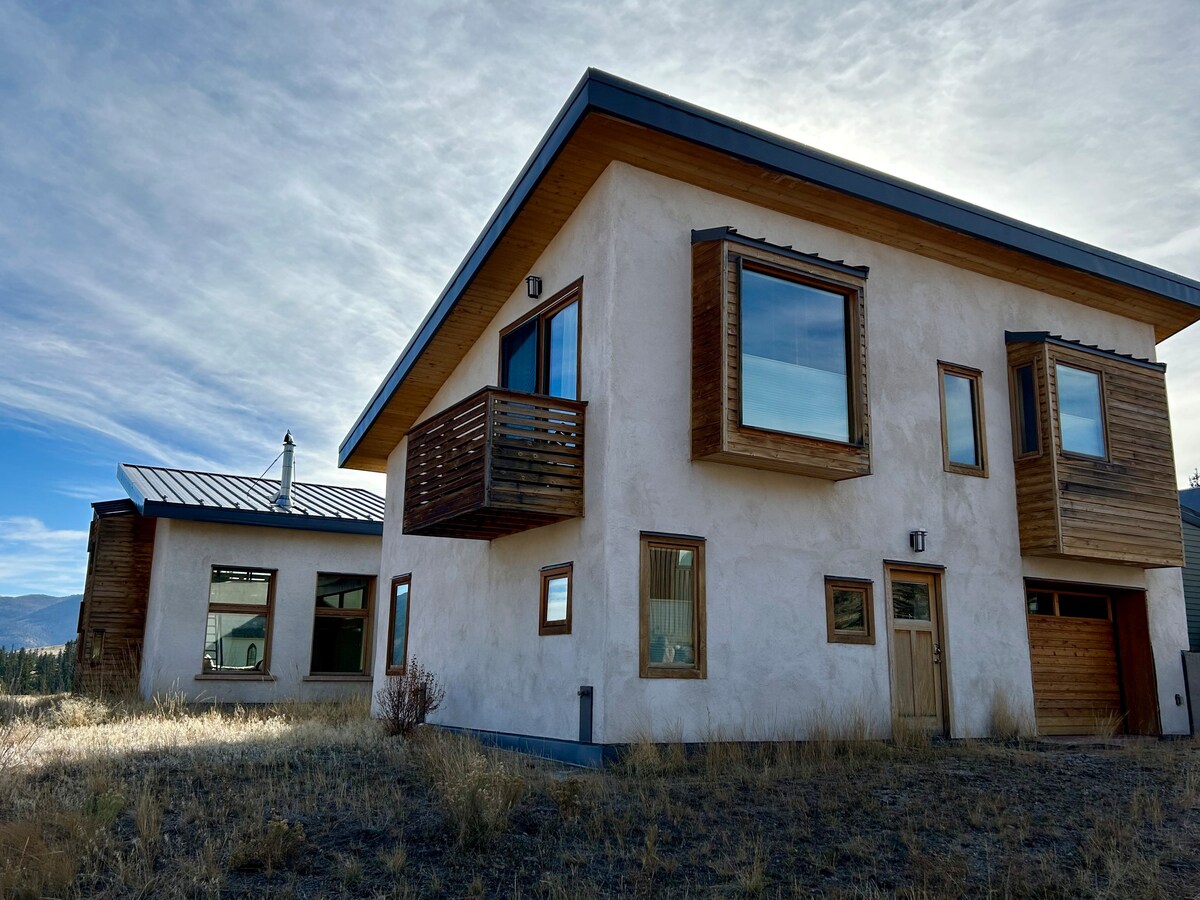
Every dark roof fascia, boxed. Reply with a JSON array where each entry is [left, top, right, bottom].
[[338, 68, 1200, 467], [691, 226, 870, 279], [91, 498, 137, 517], [118, 466, 382, 536], [1004, 331, 1166, 371], [137, 500, 384, 536]]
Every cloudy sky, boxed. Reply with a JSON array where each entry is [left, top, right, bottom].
[[1, 0, 1197, 596]]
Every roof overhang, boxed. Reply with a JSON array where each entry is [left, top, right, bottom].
[[117, 467, 383, 536], [339, 69, 1200, 472]]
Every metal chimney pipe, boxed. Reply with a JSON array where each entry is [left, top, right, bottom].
[[275, 432, 295, 508]]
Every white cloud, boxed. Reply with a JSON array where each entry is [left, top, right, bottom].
[[0, 517, 89, 596]]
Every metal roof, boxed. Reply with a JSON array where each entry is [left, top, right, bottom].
[[338, 69, 1200, 470], [118, 464, 384, 536], [1181, 488, 1200, 516], [1004, 332, 1166, 372]]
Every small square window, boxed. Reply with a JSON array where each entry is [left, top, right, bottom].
[[539, 563, 573, 636], [825, 577, 875, 645]]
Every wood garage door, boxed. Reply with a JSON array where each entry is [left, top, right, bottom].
[[1026, 588, 1123, 735]]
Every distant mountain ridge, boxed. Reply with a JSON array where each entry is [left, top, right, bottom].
[[0, 594, 82, 650]]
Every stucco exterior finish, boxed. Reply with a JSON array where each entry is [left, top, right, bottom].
[[373, 162, 1190, 742], [141, 519, 382, 703]]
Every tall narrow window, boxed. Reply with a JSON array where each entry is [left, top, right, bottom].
[[740, 265, 852, 443], [498, 281, 581, 400], [539, 563, 573, 636], [310, 573, 373, 675], [938, 362, 987, 476], [1056, 364, 1106, 457], [204, 567, 274, 674], [1012, 363, 1040, 457], [640, 533, 706, 679], [386, 575, 411, 675]]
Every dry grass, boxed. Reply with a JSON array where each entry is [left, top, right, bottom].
[[0, 694, 1197, 897]]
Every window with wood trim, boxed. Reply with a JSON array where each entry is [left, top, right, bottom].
[[386, 575, 411, 675], [203, 567, 274, 674], [1055, 363, 1107, 458], [499, 279, 582, 400], [692, 231, 870, 480], [1011, 363, 1041, 457], [539, 563, 572, 636], [938, 362, 987, 476], [640, 533, 706, 678], [825, 577, 875, 644], [310, 573, 373, 675]]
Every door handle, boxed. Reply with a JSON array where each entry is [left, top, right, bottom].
[[933, 643, 942, 664]]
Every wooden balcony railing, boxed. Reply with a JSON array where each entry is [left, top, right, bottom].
[[403, 387, 586, 540]]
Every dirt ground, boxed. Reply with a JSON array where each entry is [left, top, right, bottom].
[[1, 697, 1197, 898]]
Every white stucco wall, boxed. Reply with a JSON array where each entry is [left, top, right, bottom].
[[140, 519, 382, 703], [375, 161, 1191, 742]]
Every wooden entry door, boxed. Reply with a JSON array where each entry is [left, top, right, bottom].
[[888, 568, 947, 734]]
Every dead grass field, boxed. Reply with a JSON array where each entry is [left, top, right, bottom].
[[0, 695, 1197, 898]]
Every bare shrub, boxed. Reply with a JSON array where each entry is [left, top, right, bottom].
[[415, 733, 525, 847], [376, 658, 445, 737], [0, 710, 36, 778]]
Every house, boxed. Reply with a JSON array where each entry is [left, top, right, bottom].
[[76, 434, 385, 702], [341, 71, 1200, 758], [1182, 488, 1200, 734]]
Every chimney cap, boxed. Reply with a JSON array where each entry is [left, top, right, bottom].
[[283, 431, 294, 445]]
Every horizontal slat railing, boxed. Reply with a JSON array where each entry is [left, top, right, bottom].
[[403, 387, 586, 538]]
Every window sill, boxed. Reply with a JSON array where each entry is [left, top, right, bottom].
[[194, 673, 277, 682], [302, 675, 373, 682]]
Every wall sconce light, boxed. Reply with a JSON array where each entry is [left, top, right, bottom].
[[909, 529, 927, 553], [526, 275, 543, 299]]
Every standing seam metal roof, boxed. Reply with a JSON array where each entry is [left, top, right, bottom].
[[118, 464, 384, 535]]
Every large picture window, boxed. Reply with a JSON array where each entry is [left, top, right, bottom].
[[203, 567, 274, 675], [691, 230, 870, 481], [386, 575, 411, 676], [741, 266, 850, 443], [310, 573, 373, 675], [639, 533, 706, 679], [499, 280, 581, 400], [1056, 364, 1106, 458]]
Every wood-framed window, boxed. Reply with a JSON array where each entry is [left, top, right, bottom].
[[938, 362, 987, 477], [1026, 587, 1112, 621], [203, 566, 275, 675], [639, 533, 706, 679], [539, 562, 573, 636], [498, 278, 582, 400], [1010, 362, 1042, 458], [824, 577, 875, 644], [385, 575, 412, 676], [1054, 362, 1108, 459], [691, 229, 871, 481], [310, 573, 374, 675]]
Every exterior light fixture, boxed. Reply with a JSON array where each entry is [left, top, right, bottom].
[[909, 529, 927, 553], [526, 275, 543, 299]]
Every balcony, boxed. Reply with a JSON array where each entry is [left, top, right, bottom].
[[403, 387, 586, 540]]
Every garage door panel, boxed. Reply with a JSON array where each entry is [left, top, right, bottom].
[[1028, 614, 1123, 735]]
